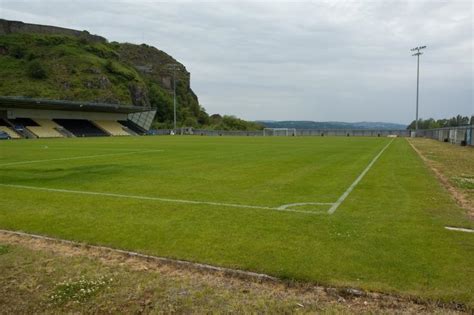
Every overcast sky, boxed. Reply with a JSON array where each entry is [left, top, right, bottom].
[[1, 0, 472, 123]]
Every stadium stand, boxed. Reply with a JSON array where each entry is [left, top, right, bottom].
[[27, 119, 65, 138], [119, 120, 147, 135], [0, 119, 21, 138], [0, 126, 20, 138], [7, 118, 39, 138], [0, 96, 157, 139], [53, 119, 109, 137], [93, 120, 132, 136], [0, 130, 10, 140], [0, 119, 18, 138]]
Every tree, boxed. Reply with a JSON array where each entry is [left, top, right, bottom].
[[407, 115, 472, 130], [148, 84, 173, 124]]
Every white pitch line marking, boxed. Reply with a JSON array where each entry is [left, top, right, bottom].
[[327, 139, 394, 214], [278, 202, 334, 210], [445, 226, 474, 233], [0, 149, 164, 167], [0, 183, 321, 215]]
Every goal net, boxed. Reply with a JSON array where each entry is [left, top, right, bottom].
[[263, 128, 297, 136]]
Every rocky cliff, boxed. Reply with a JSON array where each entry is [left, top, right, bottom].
[[1, 19, 254, 128], [0, 19, 262, 129]]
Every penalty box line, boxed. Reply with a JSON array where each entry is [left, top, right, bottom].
[[0, 149, 165, 167], [327, 139, 395, 215], [0, 183, 323, 215]]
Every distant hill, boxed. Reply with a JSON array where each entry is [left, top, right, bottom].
[[0, 19, 261, 130], [257, 121, 407, 130]]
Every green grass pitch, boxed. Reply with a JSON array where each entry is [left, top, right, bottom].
[[0, 136, 472, 305]]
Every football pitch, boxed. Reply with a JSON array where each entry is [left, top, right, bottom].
[[0, 136, 473, 305]]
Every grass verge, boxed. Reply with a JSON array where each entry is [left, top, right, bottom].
[[408, 138, 474, 219], [0, 232, 466, 314]]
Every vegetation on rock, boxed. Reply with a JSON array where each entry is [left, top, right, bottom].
[[0, 32, 261, 130]]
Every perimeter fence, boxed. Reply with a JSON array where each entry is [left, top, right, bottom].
[[147, 126, 473, 147], [148, 128, 409, 137], [415, 125, 473, 146]]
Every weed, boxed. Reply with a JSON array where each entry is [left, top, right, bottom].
[[0, 245, 9, 255], [49, 275, 113, 305]]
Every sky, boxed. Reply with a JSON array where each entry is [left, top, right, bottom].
[[0, 0, 472, 123]]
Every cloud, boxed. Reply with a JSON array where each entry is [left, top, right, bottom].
[[1, 0, 472, 123]]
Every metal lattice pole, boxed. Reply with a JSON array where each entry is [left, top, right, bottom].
[[411, 46, 427, 132], [166, 64, 180, 132], [173, 68, 176, 131]]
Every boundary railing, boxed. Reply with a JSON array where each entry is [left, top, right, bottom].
[[415, 126, 473, 146], [146, 126, 473, 146], [148, 128, 409, 137]]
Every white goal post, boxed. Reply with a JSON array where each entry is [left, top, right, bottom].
[[263, 128, 297, 136]]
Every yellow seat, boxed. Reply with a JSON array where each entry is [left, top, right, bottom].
[[0, 126, 21, 138], [28, 120, 64, 138], [93, 120, 131, 136]]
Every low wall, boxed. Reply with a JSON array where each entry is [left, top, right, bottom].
[[0, 19, 106, 43]]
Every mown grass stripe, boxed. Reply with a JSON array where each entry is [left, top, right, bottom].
[[328, 139, 394, 214], [0, 183, 322, 215], [0, 149, 164, 167]]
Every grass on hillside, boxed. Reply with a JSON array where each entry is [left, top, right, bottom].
[[0, 136, 472, 307], [0, 33, 262, 130], [0, 33, 144, 103]]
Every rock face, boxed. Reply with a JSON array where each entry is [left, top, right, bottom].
[[128, 82, 149, 106], [0, 19, 196, 105], [117, 43, 192, 91], [0, 19, 264, 130], [0, 19, 205, 126]]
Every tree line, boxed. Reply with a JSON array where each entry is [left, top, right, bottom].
[[407, 115, 474, 130]]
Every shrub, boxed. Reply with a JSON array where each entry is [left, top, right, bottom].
[[85, 44, 116, 59], [183, 116, 198, 128], [9, 46, 25, 59], [36, 36, 66, 46], [26, 52, 37, 61], [27, 60, 48, 79], [104, 60, 136, 80]]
